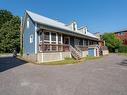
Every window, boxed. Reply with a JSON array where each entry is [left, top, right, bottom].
[[30, 34, 33, 43], [51, 33, 56, 41], [44, 32, 49, 41], [39, 32, 43, 43], [83, 40, 87, 46], [58, 34, 62, 44], [73, 23, 76, 31], [118, 32, 124, 35], [27, 18, 29, 28]]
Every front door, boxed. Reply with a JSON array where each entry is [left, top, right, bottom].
[[63, 37, 70, 51], [64, 37, 70, 45]]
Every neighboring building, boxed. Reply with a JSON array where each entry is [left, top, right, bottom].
[[22, 10, 101, 63], [114, 29, 127, 45], [94, 32, 105, 47]]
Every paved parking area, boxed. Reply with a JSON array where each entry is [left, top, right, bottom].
[[0, 54, 127, 95]]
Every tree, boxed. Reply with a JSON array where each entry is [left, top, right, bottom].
[[0, 10, 13, 28], [0, 16, 20, 53], [102, 33, 122, 52]]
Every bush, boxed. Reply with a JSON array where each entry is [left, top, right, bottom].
[[118, 45, 127, 53]]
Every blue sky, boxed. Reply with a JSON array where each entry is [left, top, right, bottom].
[[0, 0, 127, 33]]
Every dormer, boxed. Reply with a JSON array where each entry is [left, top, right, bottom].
[[66, 21, 77, 31], [78, 26, 88, 34]]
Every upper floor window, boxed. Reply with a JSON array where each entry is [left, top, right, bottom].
[[27, 18, 29, 28], [118, 32, 124, 35]]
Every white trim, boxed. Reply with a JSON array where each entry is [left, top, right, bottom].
[[49, 32, 52, 51], [35, 23, 37, 54], [27, 17, 29, 28], [56, 33, 58, 51], [56, 33, 58, 44]]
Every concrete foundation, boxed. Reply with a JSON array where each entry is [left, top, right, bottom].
[[82, 51, 88, 57], [23, 54, 37, 62], [102, 50, 109, 55], [37, 52, 71, 63]]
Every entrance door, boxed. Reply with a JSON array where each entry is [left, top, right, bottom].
[[63, 37, 70, 51], [74, 38, 80, 46], [88, 48, 95, 56], [64, 37, 70, 45]]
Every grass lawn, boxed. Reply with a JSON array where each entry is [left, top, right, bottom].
[[37, 56, 102, 65], [41, 58, 82, 65], [118, 53, 127, 56], [17, 55, 102, 65]]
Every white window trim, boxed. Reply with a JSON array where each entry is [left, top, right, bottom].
[[30, 34, 33, 43], [27, 18, 29, 28]]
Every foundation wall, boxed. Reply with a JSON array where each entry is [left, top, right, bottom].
[[37, 52, 71, 63]]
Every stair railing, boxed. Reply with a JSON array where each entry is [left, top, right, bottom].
[[69, 45, 81, 60]]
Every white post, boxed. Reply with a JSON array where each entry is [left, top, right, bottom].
[[49, 32, 52, 51], [61, 34, 63, 51], [35, 23, 37, 54], [56, 33, 58, 51]]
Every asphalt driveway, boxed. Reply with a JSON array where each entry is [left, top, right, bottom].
[[0, 54, 127, 95]]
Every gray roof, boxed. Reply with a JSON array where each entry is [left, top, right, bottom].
[[26, 10, 97, 39]]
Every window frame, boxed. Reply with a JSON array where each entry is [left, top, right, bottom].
[[30, 34, 33, 43]]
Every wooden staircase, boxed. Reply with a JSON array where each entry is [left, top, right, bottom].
[[70, 45, 82, 60]]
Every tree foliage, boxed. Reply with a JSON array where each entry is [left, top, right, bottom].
[[102, 33, 122, 52], [0, 10, 20, 53], [0, 9, 13, 28]]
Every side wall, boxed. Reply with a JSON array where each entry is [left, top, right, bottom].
[[23, 14, 35, 55]]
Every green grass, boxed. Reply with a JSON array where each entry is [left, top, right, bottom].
[[41, 57, 82, 65], [37, 56, 102, 65], [84, 56, 102, 60], [118, 53, 127, 56]]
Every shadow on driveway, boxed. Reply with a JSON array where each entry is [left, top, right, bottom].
[[0, 56, 28, 72], [117, 59, 127, 66]]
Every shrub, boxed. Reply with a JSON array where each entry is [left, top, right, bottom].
[[118, 45, 127, 53]]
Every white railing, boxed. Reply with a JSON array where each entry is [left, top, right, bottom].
[[70, 45, 81, 60]]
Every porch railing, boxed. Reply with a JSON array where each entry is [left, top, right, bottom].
[[38, 43, 70, 53]]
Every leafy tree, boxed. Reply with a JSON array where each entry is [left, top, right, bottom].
[[102, 33, 122, 52], [0, 9, 13, 28], [0, 16, 20, 53]]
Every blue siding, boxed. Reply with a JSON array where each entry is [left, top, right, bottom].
[[23, 15, 35, 55], [88, 48, 94, 56]]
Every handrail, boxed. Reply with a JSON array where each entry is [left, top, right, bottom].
[[75, 45, 82, 56], [70, 45, 81, 59]]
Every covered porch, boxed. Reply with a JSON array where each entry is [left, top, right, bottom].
[[37, 29, 99, 53]]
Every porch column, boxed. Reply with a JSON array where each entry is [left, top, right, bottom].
[[35, 23, 37, 54], [61, 34, 63, 51], [56, 33, 58, 51], [49, 32, 52, 51]]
